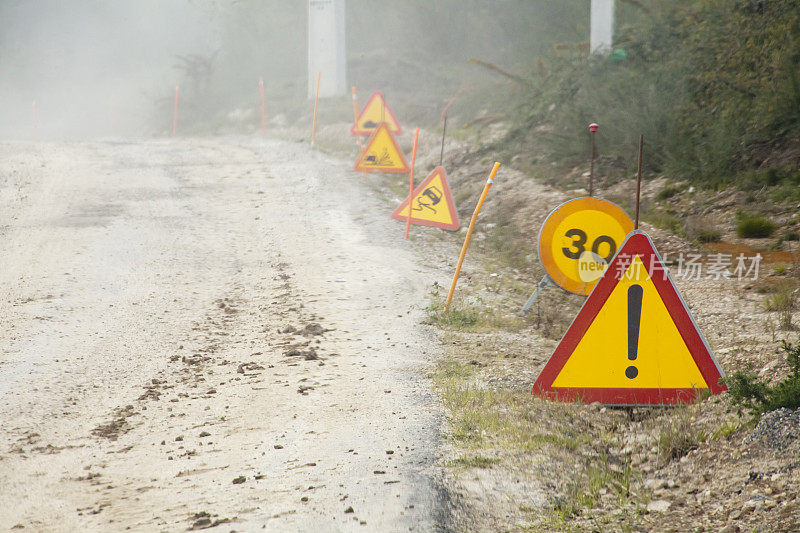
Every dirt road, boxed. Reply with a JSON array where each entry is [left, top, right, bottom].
[[0, 138, 447, 531]]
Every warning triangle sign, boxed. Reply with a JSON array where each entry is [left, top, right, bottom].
[[351, 92, 402, 136], [532, 231, 726, 406], [391, 167, 460, 231], [354, 123, 410, 174]]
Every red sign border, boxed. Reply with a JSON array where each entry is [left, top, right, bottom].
[[354, 122, 410, 174], [350, 91, 403, 136], [532, 231, 727, 406], [390, 166, 460, 231]]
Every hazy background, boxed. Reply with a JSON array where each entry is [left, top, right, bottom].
[[0, 0, 219, 138], [0, 0, 590, 139]]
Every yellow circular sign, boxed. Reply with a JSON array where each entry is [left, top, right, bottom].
[[538, 197, 634, 295]]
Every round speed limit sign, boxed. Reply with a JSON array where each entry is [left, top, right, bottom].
[[538, 198, 634, 295]]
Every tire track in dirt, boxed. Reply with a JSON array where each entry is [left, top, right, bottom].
[[0, 138, 447, 531]]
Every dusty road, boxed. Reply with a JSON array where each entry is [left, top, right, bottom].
[[0, 138, 446, 531]]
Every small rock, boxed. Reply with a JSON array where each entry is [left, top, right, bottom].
[[646, 500, 671, 513], [344, 506, 354, 514], [645, 479, 668, 490], [232, 476, 246, 485], [199, 431, 211, 438]]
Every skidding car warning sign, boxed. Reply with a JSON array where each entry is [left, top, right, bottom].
[[391, 166, 459, 230]]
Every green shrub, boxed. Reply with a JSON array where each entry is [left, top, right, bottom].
[[682, 216, 722, 243], [657, 415, 706, 462], [504, 0, 800, 187], [784, 231, 800, 241], [696, 228, 722, 243], [763, 281, 797, 329], [657, 185, 681, 201], [726, 341, 800, 416], [737, 215, 777, 238]]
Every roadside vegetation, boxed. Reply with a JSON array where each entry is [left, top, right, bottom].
[[503, 0, 800, 193]]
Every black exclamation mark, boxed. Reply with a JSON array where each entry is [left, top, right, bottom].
[[626, 285, 643, 379]]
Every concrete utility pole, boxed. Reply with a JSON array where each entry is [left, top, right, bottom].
[[590, 0, 614, 55], [308, 0, 346, 98]]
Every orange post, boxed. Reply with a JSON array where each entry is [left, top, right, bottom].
[[444, 162, 501, 311], [259, 77, 266, 135], [311, 71, 321, 146], [351, 86, 363, 153], [172, 84, 179, 137], [405, 128, 420, 240]]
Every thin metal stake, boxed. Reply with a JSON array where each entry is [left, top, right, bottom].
[[439, 114, 447, 167], [635, 134, 643, 230], [520, 275, 554, 315]]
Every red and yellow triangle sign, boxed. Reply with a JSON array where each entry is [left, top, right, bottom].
[[351, 92, 402, 136], [391, 167, 459, 230], [532, 231, 726, 405], [354, 123, 409, 174]]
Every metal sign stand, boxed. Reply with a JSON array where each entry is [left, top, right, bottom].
[[520, 274, 558, 315]]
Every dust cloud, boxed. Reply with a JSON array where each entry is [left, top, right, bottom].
[[0, 0, 217, 139], [0, 1, 584, 140]]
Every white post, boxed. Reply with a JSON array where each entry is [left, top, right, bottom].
[[590, 0, 614, 55], [308, 0, 346, 98]]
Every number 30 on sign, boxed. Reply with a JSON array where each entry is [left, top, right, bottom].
[[538, 198, 634, 295]]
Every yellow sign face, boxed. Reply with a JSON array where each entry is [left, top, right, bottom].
[[351, 92, 402, 136], [391, 167, 459, 230], [552, 256, 708, 389], [354, 123, 409, 173], [538, 197, 634, 295]]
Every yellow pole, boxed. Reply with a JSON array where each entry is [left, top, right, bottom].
[[311, 71, 321, 147], [444, 161, 501, 311]]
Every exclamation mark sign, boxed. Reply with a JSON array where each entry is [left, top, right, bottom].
[[626, 285, 643, 379]]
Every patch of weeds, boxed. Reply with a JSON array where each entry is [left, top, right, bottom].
[[531, 289, 581, 340], [773, 263, 789, 275], [425, 304, 480, 330], [696, 227, 722, 243], [709, 419, 745, 441], [725, 340, 800, 416], [646, 211, 684, 237], [656, 412, 707, 462], [763, 280, 797, 330], [434, 361, 587, 451], [424, 284, 527, 332], [424, 286, 480, 330], [447, 455, 501, 469], [656, 184, 681, 201], [736, 214, 777, 238], [683, 216, 722, 243], [453, 184, 480, 210], [549, 453, 637, 523], [521, 432, 581, 452], [784, 231, 800, 242]]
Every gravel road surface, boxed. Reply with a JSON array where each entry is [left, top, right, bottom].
[[0, 137, 445, 531]]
